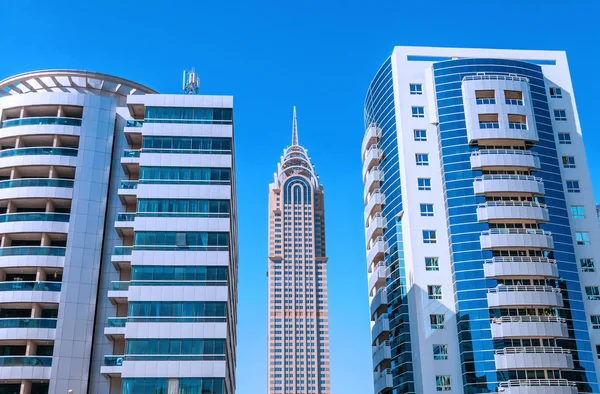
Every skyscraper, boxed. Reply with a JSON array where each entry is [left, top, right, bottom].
[[268, 109, 330, 394], [363, 47, 600, 394], [0, 70, 237, 394]]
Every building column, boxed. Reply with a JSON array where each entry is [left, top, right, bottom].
[[19, 380, 31, 394]]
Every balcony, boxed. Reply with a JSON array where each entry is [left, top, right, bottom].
[[497, 379, 577, 394], [494, 347, 573, 370], [0, 318, 57, 329], [470, 149, 540, 170], [0, 281, 61, 292], [369, 263, 387, 295], [100, 355, 123, 377], [370, 289, 388, 320], [124, 120, 143, 145], [362, 123, 382, 157], [373, 369, 393, 394], [117, 180, 138, 204], [121, 149, 141, 175], [372, 341, 391, 369], [1, 117, 82, 129], [474, 175, 545, 195], [111, 246, 133, 270], [104, 317, 127, 340], [477, 201, 549, 222], [467, 122, 538, 144], [0, 246, 65, 257], [480, 228, 553, 250], [364, 167, 384, 201], [483, 257, 558, 278], [0, 356, 52, 367], [366, 214, 387, 244], [108, 281, 130, 304], [364, 190, 385, 219], [115, 212, 135, 237], [487, 285, 563, 308], [367, 237, 386, 268], [362, 146, 383, 178], [371, 314, 390, 344], [491, 316, 568, 338]]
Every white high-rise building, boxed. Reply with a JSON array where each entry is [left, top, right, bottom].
[[362, 47, 600, 394], [0, 70, 238, 394]]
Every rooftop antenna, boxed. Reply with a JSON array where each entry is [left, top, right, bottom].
[[182, 68, 200, 94]]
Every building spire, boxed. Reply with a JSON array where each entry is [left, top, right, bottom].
[[292, 106, 298, 146]]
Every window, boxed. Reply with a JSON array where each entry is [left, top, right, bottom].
[[433, 344, 448, 360], [596, 345, 600, 359], [420, 204, 434, 217], [550, 87, 563, 98], [479, 113, 499, 129], [475, 90, 495, 105], [508, 114, 527, 130], [412, 107, 425, 118], [592, 315, 600, 329], [416, 154, 429, 166], [562, 156, 576, 168], [428, 285, 442, 299], [425, 257, 439, 271], [554, 109, 567, 121], [423, 230, 437, 244], [430, 314, 444, 329], [576, 232, 590, 245], [414, 129, 427, 141], [410, 84, 423, 95], [571, 206, 585, 219], [558, 132, 571, 144], [581, 258, 595, 272], [435, 375, 451, 391], [566, 180, 580, 193], [586, 286, 600, 300], [504, 90, 523, 105], [418, 178, 431, 191]]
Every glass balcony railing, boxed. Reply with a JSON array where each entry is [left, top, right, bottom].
[[0, 318, 57, 329], [113, 246, 133, 256], [110, 281, 130, 291], [103, 355, 124, 366], [0, 356, 52, 366], [130, 280, 227, 287], [0, 178, 74, 189], [116, 213, 136, 222], [1, 117, 82, 128], [0, 147, 78, 158], [0, 213, 70, 223], [119, 181, 138, 190], [123, 150, 141, 158], [127, 316, 226, 323], [0, 281, 62, 292], [106, 317, 127, 328], [0, 246, 66, 257], [126, 120, 144, 128]]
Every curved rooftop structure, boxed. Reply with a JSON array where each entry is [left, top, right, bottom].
[[0, 69, 157, 97], [273, 107, 320, 189]]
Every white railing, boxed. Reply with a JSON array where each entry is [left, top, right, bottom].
[[495, 346, 570, 355], [375, 368, 392, 381], [362, 123, 381, 154], [481, 228, 551, 236], [368, 236, 385, 250], [498, 379, 574, 388], [463, 74, 529, 83], [474, 174, 543, 182], [488, 285, 560, 293], [491, 316, 565, 324], [366, 189, 384, 202], [484, 256, 555, 264], [363, 146, 382, 163], [478, 201, 546, 209], [372, 340, 390, 355], [472, 149, 537, 157]]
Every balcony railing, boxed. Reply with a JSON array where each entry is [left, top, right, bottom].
[[484, 256, 555, 264], [0, 281, 61, 292], [0, 318, 57, 329], [113, 246, 133, 256], [498, 379, 575, 388], [489, 285, 560, 294], [495, 346, 570, 355], [0, 356, 52, 366], [463, 75, 529, 83], [491, 316, 565, 324], [126, 120, 144, 128], [104, 355, 124, 366], [123, 149, 141, 158], [478, 201, 546, 209], [1, 117, 82, 128], [0, 213, 70, 223], [475, 174, 543, 183], [0, 246, 66, 257], [472, 149, 537, 157], [372, 340, 390, 355], [119, 181, 138, 190], [106, 317, 127, 327], [482, 228, 551, 236], [116, 213, 136, 222], [0, 147, 78, 158], [0, 178, 74, 189], [109, 281, 130, 291]]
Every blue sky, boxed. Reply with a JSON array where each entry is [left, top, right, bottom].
[[2, 0, 600, 393]]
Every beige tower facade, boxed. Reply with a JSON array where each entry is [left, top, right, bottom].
[[268, 109, 330, 394]]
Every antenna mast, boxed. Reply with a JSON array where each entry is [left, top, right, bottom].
[[182, 68, 200, 94]]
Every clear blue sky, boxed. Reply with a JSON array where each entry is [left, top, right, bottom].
[[2, 1, 600, 393]]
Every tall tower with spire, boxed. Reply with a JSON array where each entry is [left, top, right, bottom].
[[267, 108, 331, 394]]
